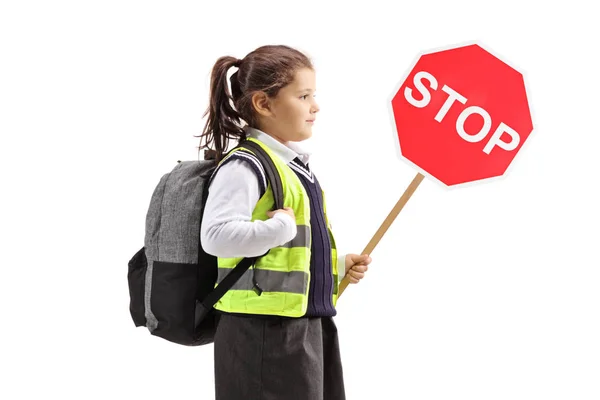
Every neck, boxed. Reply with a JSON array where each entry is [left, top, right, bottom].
[[253, 123, 289, 145]]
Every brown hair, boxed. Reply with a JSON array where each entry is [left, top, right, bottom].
[[196, 44, 313, 163]]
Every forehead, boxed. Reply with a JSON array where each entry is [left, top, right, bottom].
[[285, 67, 316, 91]]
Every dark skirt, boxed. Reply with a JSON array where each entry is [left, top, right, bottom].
[[214, 312, 346, 400]]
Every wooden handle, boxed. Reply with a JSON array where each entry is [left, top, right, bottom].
[[338, 172, 425, 298]]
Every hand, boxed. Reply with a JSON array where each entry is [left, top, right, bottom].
[[266, 207, 296, 222], [344, 254, 371, 284]]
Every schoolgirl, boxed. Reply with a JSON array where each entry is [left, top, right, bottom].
[[199, 44, 371, 400]]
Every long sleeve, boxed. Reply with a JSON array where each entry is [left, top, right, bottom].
[[200, 158, 297, 258]]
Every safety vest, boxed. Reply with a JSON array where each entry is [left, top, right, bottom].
[[213, 137, 339, 317]]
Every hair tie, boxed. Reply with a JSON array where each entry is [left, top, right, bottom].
[[234, 58, 242, 68]]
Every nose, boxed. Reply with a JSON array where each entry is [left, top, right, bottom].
[[311, 99, 320, 114]]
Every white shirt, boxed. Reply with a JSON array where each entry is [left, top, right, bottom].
[[200, 126, 346, 279]]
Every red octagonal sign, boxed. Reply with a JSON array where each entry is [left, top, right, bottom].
[[391, 43, 533, 186]]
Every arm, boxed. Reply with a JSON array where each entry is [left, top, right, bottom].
[[200, 158, 297, 258]]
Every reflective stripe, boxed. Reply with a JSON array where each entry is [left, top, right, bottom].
[[277, 225, 310, 248], [217, 267, 308, 294]]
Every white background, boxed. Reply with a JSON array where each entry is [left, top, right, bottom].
[[2, 1, 599, 399]]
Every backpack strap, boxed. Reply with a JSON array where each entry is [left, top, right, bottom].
[[200, 139, 284, 312], [237, 139, 284, 210]]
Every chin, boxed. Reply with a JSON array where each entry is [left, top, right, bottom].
[[302, 130, 313, 139], [291, 131, 311, 142]]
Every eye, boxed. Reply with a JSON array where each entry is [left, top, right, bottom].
[[300, 95, 309, 100]]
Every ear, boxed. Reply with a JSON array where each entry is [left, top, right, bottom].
[[251, 91, 274, 118]]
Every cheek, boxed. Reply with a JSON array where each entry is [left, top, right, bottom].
[[293, 103, 308, 121], [280, 103, 302, 122], [274, 101, 291, 119], [274, 98, 306, 127]]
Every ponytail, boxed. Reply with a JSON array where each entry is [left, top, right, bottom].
[[197, 56, 246, 163]]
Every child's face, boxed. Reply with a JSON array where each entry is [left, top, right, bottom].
[[262, 67, 319, 143]]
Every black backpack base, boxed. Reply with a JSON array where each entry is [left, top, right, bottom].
[[127, 245, 221, 346]]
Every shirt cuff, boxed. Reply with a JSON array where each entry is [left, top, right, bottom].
[[338, 252, 347, 282]]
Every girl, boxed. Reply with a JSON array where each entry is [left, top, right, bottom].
[[198, 44, 372, 400]]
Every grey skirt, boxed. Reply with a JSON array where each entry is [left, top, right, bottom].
[[214, 312, 346, 400]]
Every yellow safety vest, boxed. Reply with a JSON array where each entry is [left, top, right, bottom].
[[213, 137, 339, 317]]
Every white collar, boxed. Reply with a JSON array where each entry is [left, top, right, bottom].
[[244, 126, 311, 166]]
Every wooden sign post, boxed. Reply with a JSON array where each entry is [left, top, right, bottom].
[[338, 172, 424, 297]]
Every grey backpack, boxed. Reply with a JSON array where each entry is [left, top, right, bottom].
[[127, 139, 284, 346]]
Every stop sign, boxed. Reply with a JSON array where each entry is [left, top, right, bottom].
[[391, 43, 533, 186]]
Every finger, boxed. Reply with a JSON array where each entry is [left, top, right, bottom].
[[349, 254, 365, 263], [348, 270, 365, 280], [353, 255, 371, 265], [348, 276, 359, 284], [352, 264, 368, 273]]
